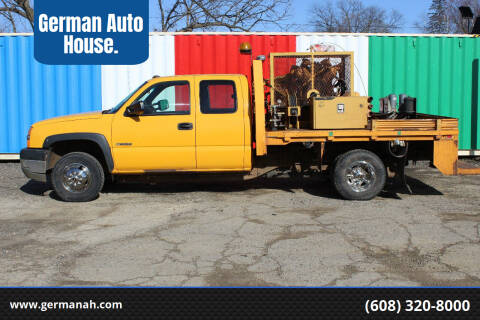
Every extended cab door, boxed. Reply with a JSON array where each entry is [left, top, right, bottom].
[[194, 76, 249, 170], [111, 78, 196, 172]]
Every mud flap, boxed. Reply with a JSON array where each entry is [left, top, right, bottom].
[[433, 139, 458, 175]]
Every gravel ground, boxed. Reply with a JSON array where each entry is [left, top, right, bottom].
[[0, 161, 479, 287]]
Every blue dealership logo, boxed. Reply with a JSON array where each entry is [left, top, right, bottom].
[[34, 0, 149, 65]]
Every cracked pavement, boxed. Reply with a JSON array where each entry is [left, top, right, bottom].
[[0, 162, 479, 286]]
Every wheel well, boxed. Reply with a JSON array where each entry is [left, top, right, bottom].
[[47, 140, 109, 174], [324, 141, 388, 165], [324, 141, 434, 166]]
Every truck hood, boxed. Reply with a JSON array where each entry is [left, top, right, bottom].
[[34, 111, 103, 126]]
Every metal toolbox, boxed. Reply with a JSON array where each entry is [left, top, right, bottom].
[[311, 96, 369, 129]]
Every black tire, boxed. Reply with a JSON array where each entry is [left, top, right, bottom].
[[51, 152, 105, 202], [328, 152, 344, 182], [332, 149, 386, 200]]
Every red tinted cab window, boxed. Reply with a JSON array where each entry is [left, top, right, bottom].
[[200, 80, 237, 114]]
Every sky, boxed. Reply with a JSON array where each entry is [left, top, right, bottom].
[[0, 0, 434, 33], [148, 0, 433, 33]]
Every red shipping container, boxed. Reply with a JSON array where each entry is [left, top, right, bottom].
[[175, 34, 296, 92]]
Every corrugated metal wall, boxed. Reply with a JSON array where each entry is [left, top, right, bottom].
[[2, 33, 480, 154], [101, 34, 175, 110], [0, 35, 102, 154], [175, 34, 296, 87], [296, 34, 369, 96], [369, 36, 480, 150]]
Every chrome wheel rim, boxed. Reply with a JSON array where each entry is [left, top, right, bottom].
[[345, 161, 376, 193], [62, 163, 91, 193]]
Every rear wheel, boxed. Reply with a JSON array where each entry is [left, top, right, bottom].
[[51, 152, 105, 202], [332, 149, 386, 200]]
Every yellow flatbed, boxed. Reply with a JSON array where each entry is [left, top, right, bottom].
[[253, 59, 480, 177]]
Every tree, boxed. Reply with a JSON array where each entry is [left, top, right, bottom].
[[0, 0, 33, 31], [418, 0, 480, 34], [425, 0, 449, 33], [310, 0, 404, 33], [0, 0, 17, 32], [155, 0, 291, 32], [446, 0, 480, 33]]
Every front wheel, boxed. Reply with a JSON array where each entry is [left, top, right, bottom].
[[51, 152, 105, 202], [332, 149, 386, 200]]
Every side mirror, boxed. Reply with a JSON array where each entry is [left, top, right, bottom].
[[158, 99, 169, 111], [126, 101, 144, 116]]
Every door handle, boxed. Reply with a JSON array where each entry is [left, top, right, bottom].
[[178, 122, 193, 130]]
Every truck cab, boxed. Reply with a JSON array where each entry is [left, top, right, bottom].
[[21, 74, 252, 201]]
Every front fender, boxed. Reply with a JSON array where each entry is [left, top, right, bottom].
[[43, 133, 114, 172]]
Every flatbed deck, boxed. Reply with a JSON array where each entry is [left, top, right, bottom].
[[265, 115, 459, 145]]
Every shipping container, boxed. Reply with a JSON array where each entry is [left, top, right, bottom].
[[1, 32, 479, 156], [369, 36, 480, 151], [0, 35, 102, 154]]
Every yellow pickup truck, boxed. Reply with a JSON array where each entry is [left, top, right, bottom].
[[20, 49, 480, 202]]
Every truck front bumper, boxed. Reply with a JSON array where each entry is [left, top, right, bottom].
[[20, 148, 50, 183]]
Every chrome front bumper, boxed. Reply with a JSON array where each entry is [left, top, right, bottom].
[[20, 148, 49, 183]]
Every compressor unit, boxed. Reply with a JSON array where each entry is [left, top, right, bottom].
[[267, 52, 371, 130]]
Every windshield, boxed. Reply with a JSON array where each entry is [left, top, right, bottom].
[[104, 82, 147, 114]]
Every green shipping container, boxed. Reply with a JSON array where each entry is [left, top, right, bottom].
[[369, 36, 480, 150]]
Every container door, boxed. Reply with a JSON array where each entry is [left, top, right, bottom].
[[195, 77, 246, 170], [111, 79, 196, 172]]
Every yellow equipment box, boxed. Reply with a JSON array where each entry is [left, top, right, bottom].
[[311, 96, 369, 129]]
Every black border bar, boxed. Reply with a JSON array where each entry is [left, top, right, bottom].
[[1, 287, 479, 319]]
